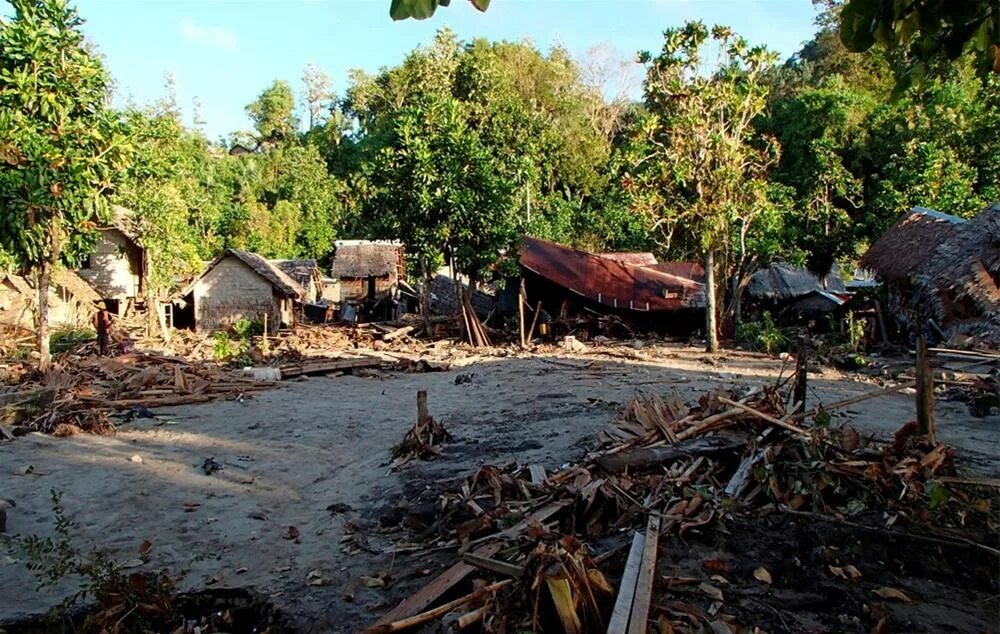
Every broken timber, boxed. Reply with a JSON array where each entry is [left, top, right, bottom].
[[277, 355, 382, 378], [627, 515, 660, 634]]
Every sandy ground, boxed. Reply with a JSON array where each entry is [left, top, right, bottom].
[[2, 344, 998, 631]]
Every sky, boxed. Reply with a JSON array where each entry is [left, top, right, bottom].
[[57, 0, 823, 140]]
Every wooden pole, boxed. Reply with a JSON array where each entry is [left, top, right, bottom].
[[793, 342, 807, 413], [916, 335, 936, 442], [526, 300, 543, 343], [417, 390, 429, 426], [518, 277, 526, 349]]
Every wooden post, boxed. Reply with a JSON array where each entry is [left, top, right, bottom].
[[518, 277, 526, 349], [527, 300, 543, 343], [916, 335, 936, 442], [262, 312, 269, 352], [793, 342, 808, 413], [417, 390, 429, 426], [704, 250, 718, 353]]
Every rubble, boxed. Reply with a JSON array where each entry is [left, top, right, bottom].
[[366, 380, 998, 632]]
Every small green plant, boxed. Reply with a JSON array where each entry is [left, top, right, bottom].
[[846, 311, 866, 352], [231, 318, 264, 340], [736, 312, 788, 354], [5, 490, 179, 633], [211, 331, 238, 361], [50, 327, 96, 353]]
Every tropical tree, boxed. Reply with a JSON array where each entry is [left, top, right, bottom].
[[389, 0, 489, 20], [0, 0, 128, 369], [246, 80, 298, 147], [627, 22, 783, 351]]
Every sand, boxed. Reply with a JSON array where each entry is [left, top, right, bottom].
[[2, 344, 997, 631]]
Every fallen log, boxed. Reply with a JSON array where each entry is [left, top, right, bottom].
[[595, 434, 746, 474]]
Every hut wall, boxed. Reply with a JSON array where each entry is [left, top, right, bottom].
[[338, 275, 393, 302], [77, 228, 141, 301], [193, 256, 282, 333]]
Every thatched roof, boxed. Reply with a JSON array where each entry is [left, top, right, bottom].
[[747, 263, 846, 300], [916, 204, 1000, 335], [105, 205, 143, 245], [271, 259, 320, 290], [859, 207, 966, 281], [330, 240, 402, 278], [1, 270, 100, 305], [53, 269, 101, 304], [185, 249, 304, 298]]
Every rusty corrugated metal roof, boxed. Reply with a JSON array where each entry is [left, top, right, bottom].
[[520, 237, 705, 312], [599, 252, 658, 267]]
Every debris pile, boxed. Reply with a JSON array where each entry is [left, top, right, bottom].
[[392, 390, 452, 467], [367, 385, 997, 632], [0, 352, 273, 437]]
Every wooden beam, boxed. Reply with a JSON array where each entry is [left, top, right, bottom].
[[717, 397, 811, 438], [365, 579, 512, 633], [607, 531, 645, 634], [461, 552, 523, 578], [370, 543, 502, 628], [627, 515, 660, 634]]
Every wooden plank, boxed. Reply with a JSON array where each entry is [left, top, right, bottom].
[[528, 464, 547, 485], [461, 552, 523, 578], [371, 542, 502, 627], [627, 515, 661, 634], [607, 531, 645, 634], [365, 579, 512, 634]]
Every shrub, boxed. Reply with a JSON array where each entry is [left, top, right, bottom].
[[736, 312, 788, 354], [50, 328, 95, 353]]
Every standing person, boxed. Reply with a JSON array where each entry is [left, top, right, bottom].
[[92, 301, 112, 356]]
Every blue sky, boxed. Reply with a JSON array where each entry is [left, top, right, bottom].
[[60, 0, 822, 140]]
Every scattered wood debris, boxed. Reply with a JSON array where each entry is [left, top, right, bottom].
[[367, 379, 998, 632], [0, 351, 273, 437]]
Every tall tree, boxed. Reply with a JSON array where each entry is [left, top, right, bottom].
[[246, 80, 298, 147], [0, 0, 127, 369], [628, 22, 782, 351], [302, 62, 334, 129]]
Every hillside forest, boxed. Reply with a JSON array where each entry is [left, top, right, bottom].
[[1, 0, 998, 365]]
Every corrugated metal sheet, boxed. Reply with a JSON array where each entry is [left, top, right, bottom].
[[520, 237, 705, 311], [599, 252, 658, 267]]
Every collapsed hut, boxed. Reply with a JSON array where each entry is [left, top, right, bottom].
[[861, 204, 1000, 346], [270, 259, 323, 303], [173, 249, 303, 334], [746, 262, 849, 323], [0, 269, 101, 330], [519, 237, 706, 333]]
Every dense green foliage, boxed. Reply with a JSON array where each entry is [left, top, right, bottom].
[[0, 0, 128, 367], [2, 0, 997, 359]]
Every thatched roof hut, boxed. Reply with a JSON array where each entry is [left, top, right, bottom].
[[178, 249, 304, 333], [329, 240, 404, 305], [859, 207, 966, 281], [747, 263, 846, 300], [861, 204, 1000, 345]]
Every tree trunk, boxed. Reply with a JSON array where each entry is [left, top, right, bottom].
[[731, 275, 742, 325], [705, 250, 718, 353], [420, 274, 432, 335], [36, 260, 52, 372]]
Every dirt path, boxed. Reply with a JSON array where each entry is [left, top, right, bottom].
[[3, 345, 997, 631]]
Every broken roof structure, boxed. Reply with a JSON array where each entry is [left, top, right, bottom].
[[271, 259, 322, 302], [861, 204, 1000, 345], [520, 237, 705, 312], [747, 263, 847, 300]]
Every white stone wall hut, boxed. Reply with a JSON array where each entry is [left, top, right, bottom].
[[179, 249, 303, 334], [75, 206, 147, 315]]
